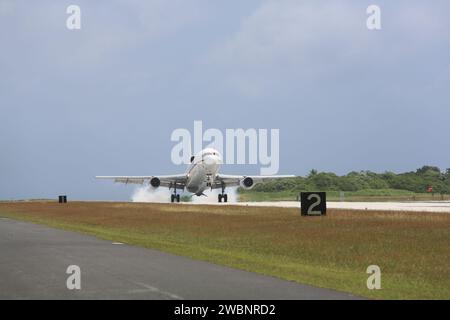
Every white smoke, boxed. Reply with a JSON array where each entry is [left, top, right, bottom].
[[131, 187, 171, 203], [191, 187, 239, 204], [131, 186, 239, 204]]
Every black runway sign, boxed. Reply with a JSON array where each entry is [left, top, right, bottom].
[[301, 192, 326, 216]]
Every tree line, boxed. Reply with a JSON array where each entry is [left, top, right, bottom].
[[247, 166, 450, 194]]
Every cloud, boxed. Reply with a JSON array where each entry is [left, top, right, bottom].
[[205, 0, 363, 95], [0, 0, 206, 72], [212, 1, 361, 62], [0, 0, 14, 16], [205, 0, 450, 98]]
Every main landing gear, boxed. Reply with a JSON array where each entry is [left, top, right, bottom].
[[170, 183, 180, 203], [218, 183, 228, 203], [171, 194, 180, 203], [218, 194, 228, 203]]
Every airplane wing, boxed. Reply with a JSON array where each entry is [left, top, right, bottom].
[[213, 174, 295, 189], [96, 174, 187, 189]]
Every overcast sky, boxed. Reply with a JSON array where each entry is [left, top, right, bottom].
[[1, 0, 449, 200]]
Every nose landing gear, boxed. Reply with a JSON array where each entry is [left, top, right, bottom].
[[170, 183, 181, 203]]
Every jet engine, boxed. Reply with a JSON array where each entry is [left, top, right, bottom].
[[240, 177, 254, 189], [150, 177, 161, 188]]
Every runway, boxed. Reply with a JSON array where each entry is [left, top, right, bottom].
[[0, 218, 358, 300], [220, 201, 450, 213]]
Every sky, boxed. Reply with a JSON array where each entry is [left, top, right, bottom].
[[1, 0, 449, 200]]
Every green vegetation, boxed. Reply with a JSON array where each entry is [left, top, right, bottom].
[[181, 195, 193, 202], [240, 165, 450, 201], [1, 201, 449, 299]]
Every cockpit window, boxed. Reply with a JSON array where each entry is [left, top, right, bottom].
[[203, 151, 219, 157]]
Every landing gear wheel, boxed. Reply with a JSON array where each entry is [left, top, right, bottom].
[[171, 194, 175, 203], [219, 182, 227, 204], [176, 194, 180, 203]]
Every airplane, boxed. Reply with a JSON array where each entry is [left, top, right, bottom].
[[96, 148, 294, 203]]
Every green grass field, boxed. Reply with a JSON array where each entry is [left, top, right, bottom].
[[1, 201, 449, 299]]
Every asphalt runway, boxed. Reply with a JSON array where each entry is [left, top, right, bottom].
[[0, 218, 358, 300]]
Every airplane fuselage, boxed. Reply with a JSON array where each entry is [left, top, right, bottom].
[[185, 148, 221, 195]]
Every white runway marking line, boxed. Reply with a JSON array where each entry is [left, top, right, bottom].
[[112, 242, 124, 245], [128, 282, 183, 300]]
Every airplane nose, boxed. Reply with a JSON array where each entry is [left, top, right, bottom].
[[204, 154, 221, 165]]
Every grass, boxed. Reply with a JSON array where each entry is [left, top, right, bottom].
[[238, 188, 450, 202], [1, 201, 449, 299]]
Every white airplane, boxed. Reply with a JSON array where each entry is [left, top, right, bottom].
[[96, 148, 294, 203]]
